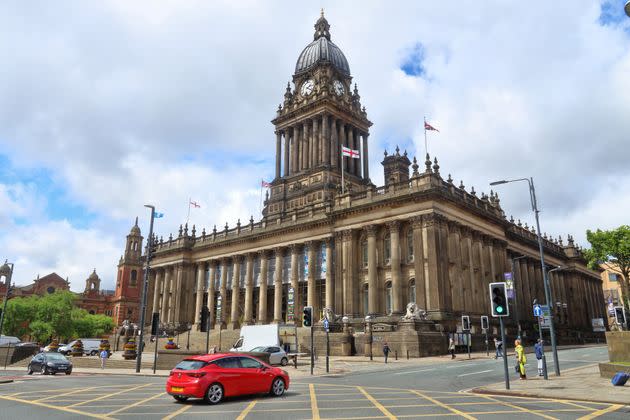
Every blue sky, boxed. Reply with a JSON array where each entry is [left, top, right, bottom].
[[1, 0, 629, 291]]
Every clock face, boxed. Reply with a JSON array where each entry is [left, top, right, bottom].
[[333, 80, 345, 96], [300, 79, 314, 96]]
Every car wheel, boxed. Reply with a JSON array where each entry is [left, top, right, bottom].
[[270, 377, 285, 397], [65, 370, 71, 375], [173, 395, 189, 403], [280, 357, 288, 366], [204, 383, 224, 405], [27, 365, 33, 375], [41, 365, 47, 375], [90, 350, 97, 356]]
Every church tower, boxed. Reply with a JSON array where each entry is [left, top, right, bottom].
[[113, 217, 143, 324], [264, 11, 372, 216]]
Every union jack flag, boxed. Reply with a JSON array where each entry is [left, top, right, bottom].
[[261, 180, 272, 188]]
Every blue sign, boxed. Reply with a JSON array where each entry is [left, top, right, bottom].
[[323, 318, 329, 332], [533, 304, 542, 317]]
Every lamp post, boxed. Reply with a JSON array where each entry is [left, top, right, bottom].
[[186, 323, 192, 351], [136, 204, 156, 373], [490, 177, 560, 376], [0, 260, 14, 336], [625, 1, 630, 18], [365, 315, 373, 361], [510, 255, 527, 339]]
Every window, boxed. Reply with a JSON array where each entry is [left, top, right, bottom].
[[608, 273, 618, 282], [130, 270, 137, 286], [363, 284, 369, 315], [409, 279, 416, 304], [385, 282, 393, 315], [238, 357, 263, 369], [89, 310, 95, 315], [362, 240, 368, 268], [407, 229, 414, 262], [384, 234, 391, 264], [214, 357, 240, 369], [47, 286, 55, 294], [175, 360, 208, 370]]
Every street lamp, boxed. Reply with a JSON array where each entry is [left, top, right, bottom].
[[0, 260, 14, 336], [136, 204, 156, 373], [625, 1, 630, 18], [365, 315, 373, 361], [490, 177, 560, 376]]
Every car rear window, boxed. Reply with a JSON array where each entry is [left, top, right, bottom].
[[46, 353, 68, 361], [174, 360, 208, 370]]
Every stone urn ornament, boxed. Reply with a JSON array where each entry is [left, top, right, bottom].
[[164, 337, 178, 350], [48, 339, 60, 353], [122, 338, 137, 360], [71, 339, 84, 357]]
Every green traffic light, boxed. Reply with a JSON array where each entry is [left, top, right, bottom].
[[496, 306, 504, 313]]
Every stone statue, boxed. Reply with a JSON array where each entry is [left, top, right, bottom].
[[323, 307, 341, 322], [402, 302, 427, 321]]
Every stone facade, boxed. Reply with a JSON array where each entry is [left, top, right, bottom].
[[131, 13, 605, 355]]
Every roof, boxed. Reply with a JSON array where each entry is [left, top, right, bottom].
[[295, 13, 350, 76]]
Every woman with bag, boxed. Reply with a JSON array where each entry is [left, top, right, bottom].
[[514, 339, 527, 380]]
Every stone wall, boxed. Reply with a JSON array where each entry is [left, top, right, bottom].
[[605, 331, 630, 363]]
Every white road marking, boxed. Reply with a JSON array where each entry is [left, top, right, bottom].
[[457, 369, 494, 377], [446, 363, 476, 369], [394, 368, 436, 375]]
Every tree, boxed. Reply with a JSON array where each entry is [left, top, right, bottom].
[[586, 225, 630, 310]]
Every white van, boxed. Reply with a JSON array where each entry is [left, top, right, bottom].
[[59, 339, 102, 356], [230, 325, 281, 352], [0, 336, 21, 346]]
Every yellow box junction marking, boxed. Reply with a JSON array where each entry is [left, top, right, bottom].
[[577, 404, 624, 420], [478, 394, 558, 420], [357, 386, 397, 420], [410, 390, 476, 420], [67, 383, 152, 408], [162, 403, 191, 419], [0, 394, 112, 419], [309, 383, 321, 420], [236, 400, 258, 420], [106, 391, 166, 416]]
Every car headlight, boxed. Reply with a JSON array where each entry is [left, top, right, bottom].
[[47, 362, 55, 367]]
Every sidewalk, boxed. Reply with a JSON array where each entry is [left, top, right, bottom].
[[472, 364, 629, 405]]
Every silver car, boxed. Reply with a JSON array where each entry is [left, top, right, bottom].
[[249, 346, 289, 366]]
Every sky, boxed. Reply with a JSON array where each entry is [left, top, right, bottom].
[[1, 0, 629, 291]]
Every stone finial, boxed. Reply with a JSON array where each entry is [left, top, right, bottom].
[[178, 224, 183, 237], [459, 180, 465, 190], [191, 225, 196, 237], [159, 236, 164, 245], [395, 145, 400, 156], [524, 222, 528, 229], [568, 234, 575, 246], [236, 218, 241, 228], [169, 233, 173, 241], [447, 174, 453, 183], [277, 104, 282, 112], [362, 106, 366, 113], [530, 226, 535, 233], [224, 222, 229, 232], [212, 224, 217, 235], [470, 186, 476, 196], [517, 219, 522, 227], [425, 153, 432, 173], [432, 157, 440, 175], [411, 156, 419, 176], [543, 232, 547, 240], [509, 215, 515, 223], [353, 83, 358, 95], [384, 149, 388, 157], [184, 223, 188, 236], [202, 227, 206, 238], [558, 235, 563, 246]]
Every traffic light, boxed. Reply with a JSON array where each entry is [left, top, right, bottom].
[[303, 306, 313, 327], [489, 282, 509, 317], [461, 315, 470, 331], [150, 312, 160, 336], [614, 306, 626, 325], [200, 306, 209, 332], [481, 315, 489, 330]]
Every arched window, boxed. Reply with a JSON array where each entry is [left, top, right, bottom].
[[363, 284, 369, 315], [89, 310, 95, 315], [385, 282, 393, 315], [409, 279, 416, 304], [407, 229, 414, 262], [361, 240, 368, 268], [384, 233, 391, 264], [130, 270, 137, 286]]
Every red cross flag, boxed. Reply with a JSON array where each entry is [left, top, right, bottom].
[[424, 121, 439, 132], [342, 146, 360, 158], [189, 200, 201, 208]]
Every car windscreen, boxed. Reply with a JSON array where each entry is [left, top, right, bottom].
[[45, 353, 68, 361], [249, 346, 265, 352], [174, 360, 208, 370]]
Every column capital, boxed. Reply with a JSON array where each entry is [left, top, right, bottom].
[[411, 215, 423, 229], [342, 229, 354, 240], [364, 224, 378, 237], [482, 235, 493, 246], [459, 225, 473, 238], [290, 243, 302, 253], [387, 220, 401, 231], [233, 255, 244, 263], [447, 220, 460, 231], [197, 261, 206, 270], [258, 249, 270, 258], [246, 253, 255, 262]]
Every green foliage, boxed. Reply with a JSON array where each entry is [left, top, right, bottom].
[[2, 291, 115, 342]]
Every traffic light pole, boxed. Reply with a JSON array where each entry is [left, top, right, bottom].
[[136, 205, 155, 373], [205, 311, 211, 354], [499, 316, 510, 390], [310, 325, 314, 375]]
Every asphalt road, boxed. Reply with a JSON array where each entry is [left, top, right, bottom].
[[0, 345, 627, 420]]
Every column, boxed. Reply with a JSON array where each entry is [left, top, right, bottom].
[[330, 118, 338, 169], [273, 248, 283, 323], [290, 244, 300, 325], [207, 262, 216, 329], [325, 238, 334, 312], [322, 114, 329, 166], [292, 125, 299, 174], [161, 268, 171, 322], [347, 127, 355, 175], [519, 259, 532, 312], [301, 121, 308, 171], [152, 269, 163, 316], [423, 215, 441, 312], [146, 271, 155, 316], [389, 221, 403, 315], [311, 119, 318, 167], [412, 217, 427, 310], [307, 241, 316, 308], [173, 264, 184, 323], [230, 256, 241, 329], [362, 133, 370, 180], [459, 227, 473, 313], [194, 262, 205, 328], [275, 131, 281, 179], [218, 258, 228, 328], [284, 130, 290, 176], [448, 222, 464, 312], [339, 122, 346, 172], [258, 251, 269, 324], [243, 254, 254, 325], [366, 225, 378, 315]]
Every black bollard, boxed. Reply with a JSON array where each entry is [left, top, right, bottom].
[[406, 350, 409, 360], [395, 350, 398, 361]]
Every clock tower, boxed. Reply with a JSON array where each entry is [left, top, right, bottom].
[[264, 11, 372, 217]]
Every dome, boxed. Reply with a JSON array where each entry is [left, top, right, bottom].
[[295, 12, 350, 76]]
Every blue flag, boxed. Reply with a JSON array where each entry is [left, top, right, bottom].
[[154, 211, 164, 218]]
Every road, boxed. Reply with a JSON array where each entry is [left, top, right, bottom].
[[0, 345, 627, 419]]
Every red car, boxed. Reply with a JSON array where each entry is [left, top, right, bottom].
[[166, 353, 290, 404]]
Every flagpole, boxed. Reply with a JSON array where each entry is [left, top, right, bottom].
[[424, 116, 428, 157], [186, 197, 191, 225], [259, 179, 263, 215], [341, 148, 345, 195]]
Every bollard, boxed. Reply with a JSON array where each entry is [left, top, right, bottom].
[[3, 342, 11, 369], [406, 350, 409, 360], [395, 350, 398, 361]]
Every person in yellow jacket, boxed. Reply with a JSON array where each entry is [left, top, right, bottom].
[[514, 339, 527, 380]]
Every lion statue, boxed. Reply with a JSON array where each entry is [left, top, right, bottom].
[[323, 307, 342, 323], [402, 302, 427, 321]]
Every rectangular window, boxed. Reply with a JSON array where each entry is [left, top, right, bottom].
[[608, 273, 618, 282]]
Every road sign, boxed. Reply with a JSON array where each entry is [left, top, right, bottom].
[[287, 286, 295, 322], [533, 304, 542, 317], [540, 305, 551, 329], [591, 318, 605, 332], [503, 272, 514, 298], [323, 318, 329, 332]]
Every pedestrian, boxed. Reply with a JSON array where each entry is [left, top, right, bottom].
[[494, 337, 503, 359], [448, 337, 456, 359], [514, 339, 526, 380], [100, 348, 108, 370], [534, 339, 544, 377], [382, 341, 390, 364]]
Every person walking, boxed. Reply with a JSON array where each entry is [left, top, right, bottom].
[[382, 341, 390, 364], [514, 339, 527, 380], [494, 337, 503, 359], [448, 337, 456, 359], [534, 339, 544, 376], [100, 348, 108, 370]]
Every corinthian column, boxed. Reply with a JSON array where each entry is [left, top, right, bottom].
[[258, 251, 269, 324], [322, 114, 329, 166], [389, 221, 403, 315], [173, 264, 184, 323], [290, 244, 300, 325], [366, 225, 378, 315], [161, 268, 170, 322], [325, 238, 334, 312], [307, 241, 316, 309], [273, 248, 283, 323], [330, 119, 338, 169], [207, 262, 216, 329], [363, 133, 370, 180], [152, 269, 163, 317], [243, 254, 254, 325], [302, 121, 309, 171], [193, 263, 206, 329], [275, 131, 281, 179], [284, 130, 290, 176], [292, 125, 299, 175], [347, 127, 355, 175], [230, 256, 242, 329], [218, 258, 228, 328]]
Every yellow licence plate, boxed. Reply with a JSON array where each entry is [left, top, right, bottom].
[[171, 387, 184, 393]]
